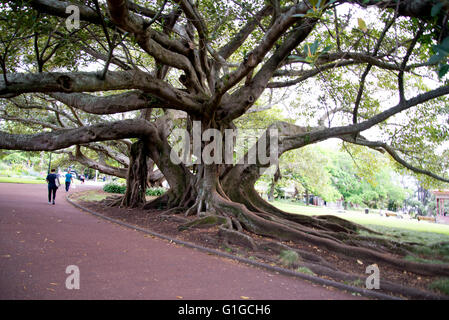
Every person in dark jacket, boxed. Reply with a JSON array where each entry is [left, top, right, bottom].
[[46, 168, 60, 205]]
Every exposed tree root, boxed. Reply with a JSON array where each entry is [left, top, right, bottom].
[[218, 226, 257, 250], [178, 214, 229, 231], [210, 189, 449, 276], [144, 181, 449, 279], [256, 240, 447, 299], [101, 195, 123, 207]]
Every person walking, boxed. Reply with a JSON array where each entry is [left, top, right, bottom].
[[46, 168, 60, 205], [65, 169, 74, 192]]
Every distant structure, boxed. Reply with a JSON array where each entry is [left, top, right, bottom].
[[430, 190, 449, 224]]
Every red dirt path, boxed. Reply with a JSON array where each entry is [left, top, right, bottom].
[[0, 183, 363, 300]]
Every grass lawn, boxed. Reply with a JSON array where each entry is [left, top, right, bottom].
[[74, 190, 157, 202], [74, 190, 110, 202], [273, 200, 449, 239], [0, 176, 46, 184]]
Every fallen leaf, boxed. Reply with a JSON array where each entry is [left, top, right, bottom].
[[1, 254, 11, 258], [240, 296, 250, 300], [50, 282, 58, 286], [176, 296, 183, 299], [357, 259, 363, 265]]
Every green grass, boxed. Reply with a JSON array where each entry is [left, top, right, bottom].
[[279, 250, 300, 267], [428, 278, 449, 296], [404, 255, 448, 265], [274, 200, 449, 264], [273, 200, 449, 236], [343, 279, 364, 287], [75, 190, 109, 202], [0, 177, 46, 184], [296, 266, 316, 276], [358, 225, 449, 246]]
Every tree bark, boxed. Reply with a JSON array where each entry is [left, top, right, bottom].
[[120, 140, 148, 208]]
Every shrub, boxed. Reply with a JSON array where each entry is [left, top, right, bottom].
[[146, 187, 166, 196], [103, 183, 126, 194], [103, 183, 166, 197]]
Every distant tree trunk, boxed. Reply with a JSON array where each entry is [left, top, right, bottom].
[[268, 165, 281, 202], [120, 140, 148, 208]]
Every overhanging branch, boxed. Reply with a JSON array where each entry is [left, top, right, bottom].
[[340, 135, 449, 184], [0, 119, 157, 151]]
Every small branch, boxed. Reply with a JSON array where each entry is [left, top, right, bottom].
[[398, 27, 423, 103]]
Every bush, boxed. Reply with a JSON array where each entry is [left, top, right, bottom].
[[103, 183, 126, 194], [146, 187, 166, 196], [103, 183, 166, 197]]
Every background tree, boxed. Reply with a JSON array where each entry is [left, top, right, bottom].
[[279, 145, 342, 203]]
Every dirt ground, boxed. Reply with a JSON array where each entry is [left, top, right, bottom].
[[70, 190, 449, 299]]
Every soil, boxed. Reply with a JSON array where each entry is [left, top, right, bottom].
[[70, 190, 449, 300]]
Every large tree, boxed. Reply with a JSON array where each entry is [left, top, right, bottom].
[[1, 0, 449, 276]]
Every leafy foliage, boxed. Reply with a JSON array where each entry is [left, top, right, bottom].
[[103, 183, 127, 194], [103, 183, 166, 196]]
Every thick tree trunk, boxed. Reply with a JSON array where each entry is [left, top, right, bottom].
[[120, 140, 148, 208], [267, 165, 281, 201]]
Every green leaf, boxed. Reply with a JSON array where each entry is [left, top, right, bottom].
[[428, 53, 446, 65], [358, 18, 368, 32], [309, 0, 319, 8], [310, 40, 319, 55], [321, 45, 333, 54], [288, 55, 307, 62], [431, 2, 444, 17], [435, 45, 449, 56], [304, 44, 311, 57], [441, 36, 449, 50], [438, 64, 449, 78]]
